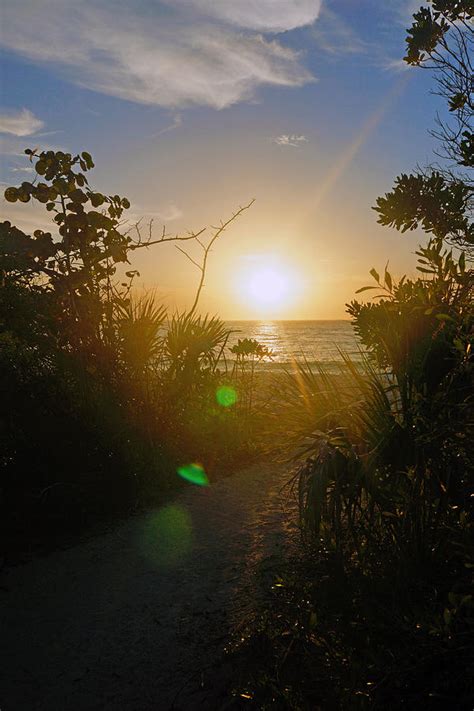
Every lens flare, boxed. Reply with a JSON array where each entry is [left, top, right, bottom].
[[177, 462, 209, 486], [216, 385, 238, 407], [310, 74, 409, 212], [140, 504, 192, 567]]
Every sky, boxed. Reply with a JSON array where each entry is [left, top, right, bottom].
[[0, 0, 442, 319]]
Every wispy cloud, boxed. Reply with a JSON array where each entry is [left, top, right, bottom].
[[151, 204, 183, 222], [0, 197, 55, 233], [383, 58, 410, 73], [312, 7, 367, 57], [172, 0, 322, 32], [0, 1, 318, 110], [11, 165, 35, 173], [128, 204, 184, 225], [0, 108, 44, 136], [311, 4, 417, 73], [398, 0, 424, 26], [273, 134, 308, 147], [152, 114, 183, 138], [0, 131, 65, 159], [370, 1, 421, 72]]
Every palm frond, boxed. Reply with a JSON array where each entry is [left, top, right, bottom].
[[116, 291, 166, 372], [164, 311, 231, 378]]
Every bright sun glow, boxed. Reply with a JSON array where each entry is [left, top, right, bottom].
[[235, 259, 301, 316], [247, 267, 292, 307]]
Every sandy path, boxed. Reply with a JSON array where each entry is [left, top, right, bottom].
[[0, 461, 298, 710]]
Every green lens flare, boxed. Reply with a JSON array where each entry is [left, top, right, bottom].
[[216, 385, 237, 407], [140, 504, 192, 568], [177, 462, 209, 486]]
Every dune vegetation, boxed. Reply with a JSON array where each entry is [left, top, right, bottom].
[[1, 153, 267, 555], [223, 4, 474, 708]]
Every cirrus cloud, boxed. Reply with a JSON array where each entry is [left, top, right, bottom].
[[0, 1, 318, 110], [171, 0, 322, 32]]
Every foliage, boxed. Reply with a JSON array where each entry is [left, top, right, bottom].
[[350, 240, 472, 384], [1, 149, 134, 355], [375, 1, 473, 251], [115, 293, 166, 376], [228, 543, 474, 709], [230, 337, 273, 362], [229, 337, 273, 417], [229, 8, 474, 702], [273, 243, 473, 559], [0, 149, 257, 555], [164, 311, 231, 384], [405, 1, 473, 166], [374, 172, 473, 245], [230, 247, 473, 711]]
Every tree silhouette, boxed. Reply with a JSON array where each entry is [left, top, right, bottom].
[[375, 1, 473, 251]]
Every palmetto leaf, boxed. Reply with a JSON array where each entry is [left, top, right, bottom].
[[164, 311, 231, 377], [115, 291, 166, 372]]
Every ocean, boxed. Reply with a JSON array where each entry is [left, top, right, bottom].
[[224, 320, 361, 372]]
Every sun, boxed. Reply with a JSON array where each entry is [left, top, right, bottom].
[[234, 259, 301, 316], [246, 266, 292, 307]]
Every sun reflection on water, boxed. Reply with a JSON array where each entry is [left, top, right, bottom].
[[252, 321, 284, 360]]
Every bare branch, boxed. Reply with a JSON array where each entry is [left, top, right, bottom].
[[175, 245, 203, 270], [128, 225, 207, 251], [188, 199, 255, 316]]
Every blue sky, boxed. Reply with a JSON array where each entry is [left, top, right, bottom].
[[0, 0, 441, 318]]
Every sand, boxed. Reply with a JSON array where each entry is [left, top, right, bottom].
[[0, 461, 299, 710]]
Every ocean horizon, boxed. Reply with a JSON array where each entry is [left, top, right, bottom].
[[224, 319, 360, 371]]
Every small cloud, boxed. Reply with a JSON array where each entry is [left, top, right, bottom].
[[153, 204, 183, 222], [127, 203, 184, 224], [273, 133, 308, 147], [152, 113, 183, 138], [0, 108, 44, 136], [11, 166, 35, 173], [85, 107, 102, 117], [383, 58, 410, 73], [35, 129, 63, 138]]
